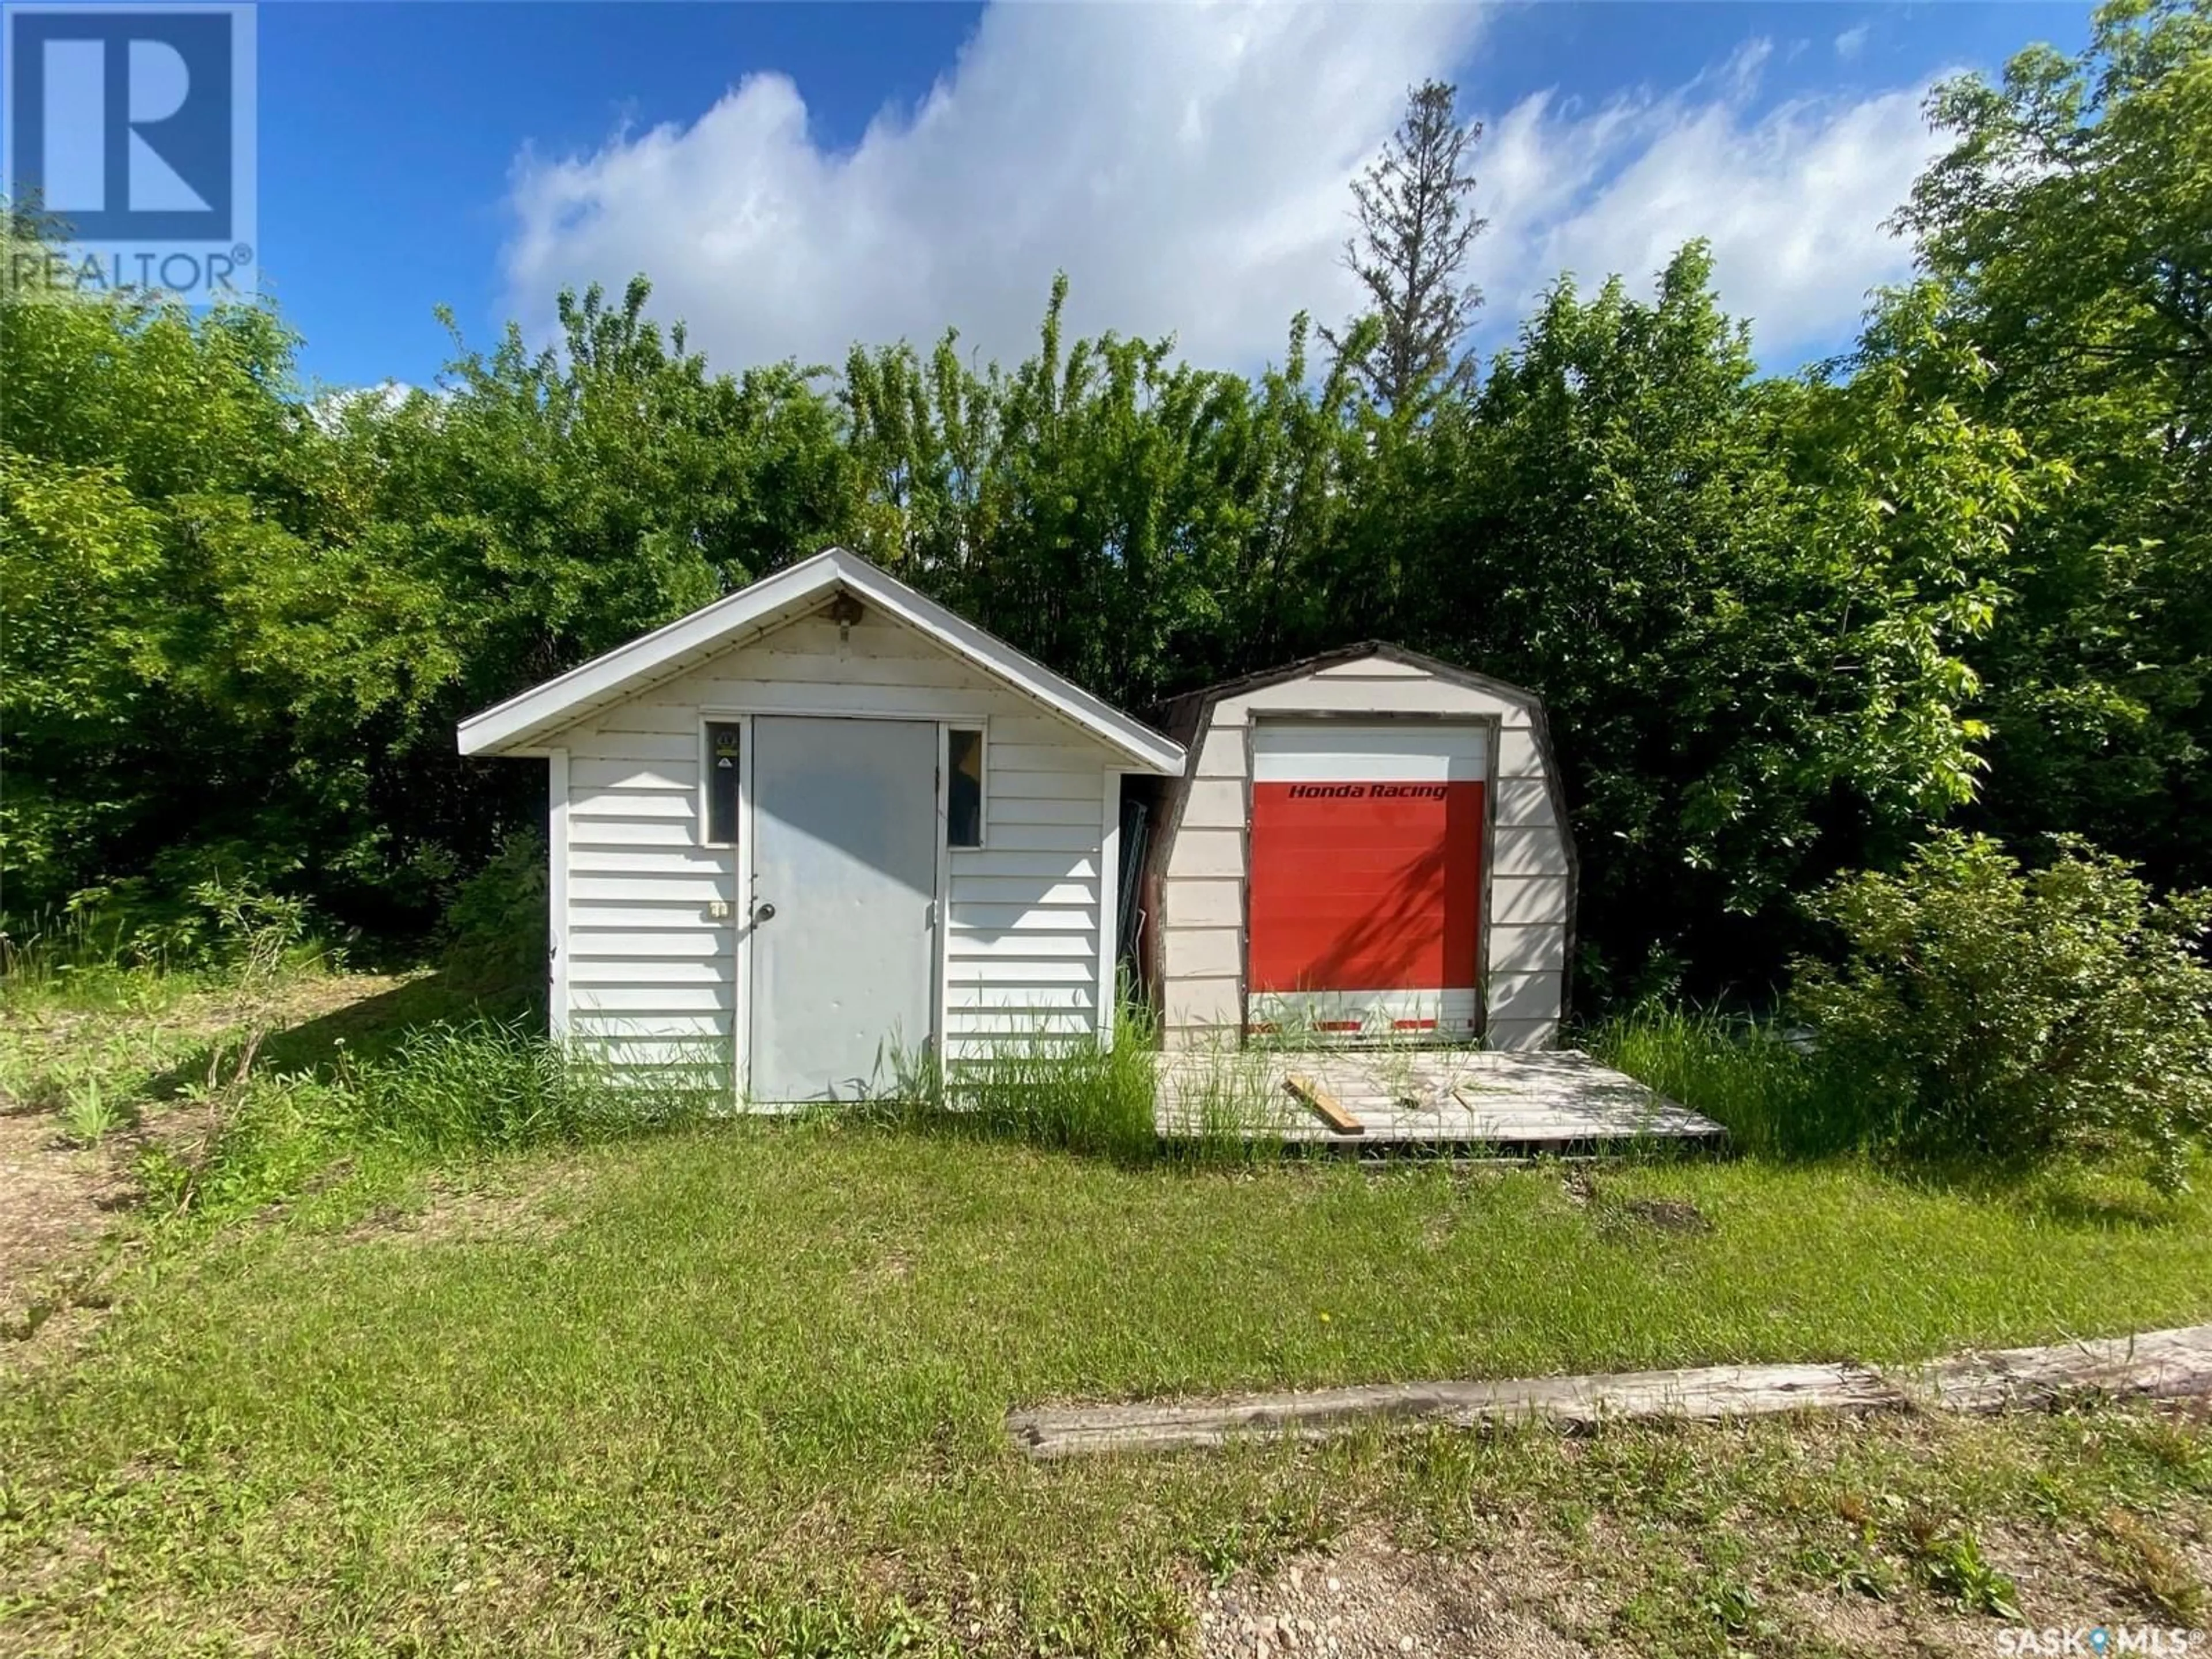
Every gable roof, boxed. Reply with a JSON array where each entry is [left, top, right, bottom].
[[456, 546, 1185, 774]]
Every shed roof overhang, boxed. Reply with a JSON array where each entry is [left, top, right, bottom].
[[456, 546, 1186, 774]]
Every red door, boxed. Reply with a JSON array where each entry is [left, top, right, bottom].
[[1246, 723, 1486, 1038]]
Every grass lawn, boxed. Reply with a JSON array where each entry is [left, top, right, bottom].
[[2, 972, 2210, 1654]]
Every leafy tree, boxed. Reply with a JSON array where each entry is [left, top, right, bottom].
[[1385, 248, 2033, 997], [1322, 80, 1486, 414], [0, 263, 402, 927], [320, 276, 862, 917], [842, 277, 1376, 707], [1896, 0, 2212, 889]]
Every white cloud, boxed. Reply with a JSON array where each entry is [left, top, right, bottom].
[[1469, 63, 1946, 361], [503, 3, 1480, 377], [1835, 24, 1873, 60], [500, 4, 1947, 377]]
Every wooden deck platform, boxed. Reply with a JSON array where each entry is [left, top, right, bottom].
[[1153, 1047, 1724, 1149]]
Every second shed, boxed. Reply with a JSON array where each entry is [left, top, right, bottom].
[[1138, 645, 1575, 1051]]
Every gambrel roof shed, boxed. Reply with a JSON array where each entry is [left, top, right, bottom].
[[461, 548, 1183, 1103], [1139, 642, 1577, 1052]]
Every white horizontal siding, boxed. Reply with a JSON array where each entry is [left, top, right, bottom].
[[1215, 676, 1531, 719], [568, 818, 698, 849], [566, 927, 725, 957], [571, 1012, 727, 1040], [550, 605, 1118, 1088], [949, 984, 1095, 1010], [990, 766, 1101, 801], [571, 757, 694, 793], [952, 877, 1094, 908], [978, 821, 1100, 854], [1180, 778, 1244, 828], [570, 872, 734, 905], [948, 904, 1094, 933], [573, 983, 734, 1013], [1495, 728, 1548, 780], [1162, 976, 1241, 1046], [946, 958, 1093, 983], [570, 956, 733, 986], [1190, 726, 1245, 780], [1492, 825, 1571, 878], [1483, 1018, 1551, 1054], [572, 789, 693, 819], [990, 796, 1104, 826], [570, 847, 729, 876], [1165, 828, 1243, 881], [945, 931, 1094, 959], [1487, 972, 1563, 1023]]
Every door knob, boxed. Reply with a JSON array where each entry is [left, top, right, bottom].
[[753, 901, 777, 923]]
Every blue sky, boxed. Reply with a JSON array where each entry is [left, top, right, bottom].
[[237, 1, 2091, 390]]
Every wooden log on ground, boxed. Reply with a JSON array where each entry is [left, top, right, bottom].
[[1896, 1323, 2212, 1412], [1009, 1362, 1896, 1459], [1006, 1323, 2212, 1460], [1285, 1074, 1363, 1136]]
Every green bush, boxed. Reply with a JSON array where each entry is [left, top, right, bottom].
[[1791, 834, 2212, 1190], [437, 832, 548, 1005], [1, 870, 314, 981]]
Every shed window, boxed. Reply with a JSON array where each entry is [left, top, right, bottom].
[[947, 728, 984, 849], [704, 722, 742, 846]]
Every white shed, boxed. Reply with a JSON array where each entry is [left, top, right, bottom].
[[1138, 645, 1577, 1052], [458, 548, 1185, 1102]]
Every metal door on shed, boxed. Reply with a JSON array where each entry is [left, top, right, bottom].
[[1245, 721, 1487, 1039], [747, 716, 939, 1101]]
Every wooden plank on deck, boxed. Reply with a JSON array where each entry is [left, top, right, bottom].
[[1285, 1073, 1363, 1136]]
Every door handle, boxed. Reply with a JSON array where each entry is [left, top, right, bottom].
[[753, 901, 777, 924]]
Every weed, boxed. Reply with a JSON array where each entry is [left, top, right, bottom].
[[55, 1074, 128, 1146], [132, 1022, 725, 1221], [1917, 1529, 2022, 1619], [1791, 1543, 1895, 1600], [630, 1589, 947, 1658], [1699, 1574, 1766, 1638], [2096, 1507, 2206, 1624]]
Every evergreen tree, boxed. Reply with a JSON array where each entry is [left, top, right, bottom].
[[1323, 79, 1487, 413]]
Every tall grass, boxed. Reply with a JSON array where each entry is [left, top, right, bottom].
[[1586, 1006, 1889, 1160], [938, 1033, 1161, 1162], [347, 1022, 724, 1154], [138, 1021, 726, 1222], [855, 1002, 1287, 1166], [858, 1004, 1162, 1165]]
